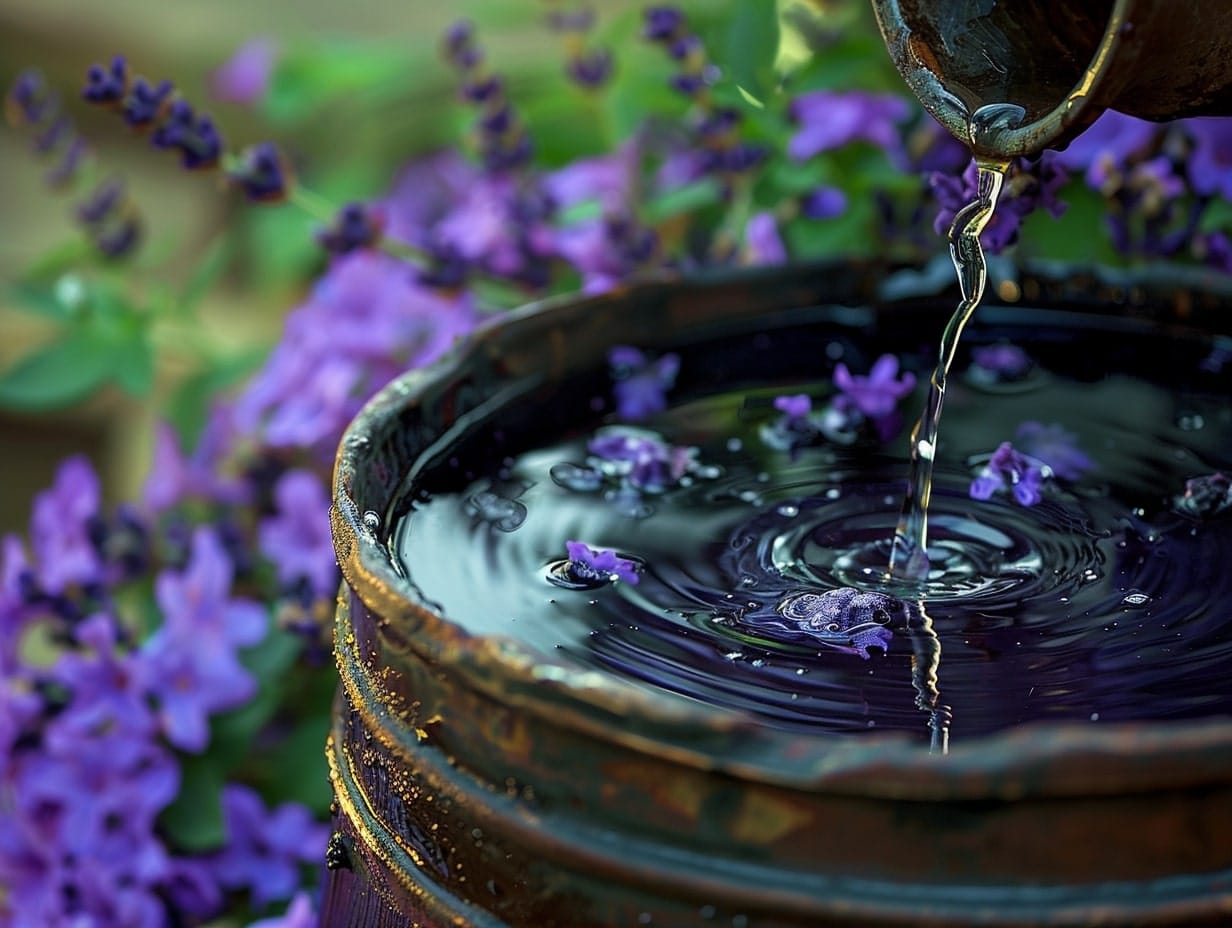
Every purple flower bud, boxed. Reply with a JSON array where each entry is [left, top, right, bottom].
[[209, 37, 277, 106], [151, 99, 223, 169], [31, 115, 69, 154], [82, 55, 128, 105], [443, 19, 481, 69], [801, 186, 848, 220], [668, 34, 704, 62], [43, 135, 86, 188], [643, 6, 685, 42], [93, 216, 142, 259], [317, 202, 384, 255], [76, 178, 126, 225], [228, 141, 290, 201], [5, 69, 54, 126], [670, 72, 708, 97], [122, 77, 174, 130], [608, 346, 679, 421], [567, 48, 613, 87], [462, 74, 503, 103], [774, 394, 812, 421], [564, 540, 640, 585]]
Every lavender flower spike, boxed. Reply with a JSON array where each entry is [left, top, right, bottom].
[[565, 540, 639, 585]]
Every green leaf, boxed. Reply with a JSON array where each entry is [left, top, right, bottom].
[[1199, 198, 1232, 234], [176, 237, 233, 317], [722, 0, 781, 99], [207, 628, 303, 767], [643, 178, 725, 224], [0, 328, 118, 410], [160, 755, 227, 852]]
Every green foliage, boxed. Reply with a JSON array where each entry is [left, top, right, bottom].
[[0, 280, 152, 410]]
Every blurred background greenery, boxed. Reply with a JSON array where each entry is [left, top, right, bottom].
[[0, 0, 653, 529], [0, 0, 880, 534]]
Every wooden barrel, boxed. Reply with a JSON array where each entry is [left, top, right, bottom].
[[322, 262, 1232, 927]]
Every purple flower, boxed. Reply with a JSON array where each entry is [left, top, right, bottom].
[[209, 784, 328, 909], [121, 77, 173, 130], [969, 441, 1046, 506], [1184, 118, 1232, 200], [259, 469, 338, 601], [608, 346, 679, 420], [29, 455, 103, 595], [643, 6, 685, 42], [774, 394, 812, 421], [587, 428, 695, 491], [971, 342, 1032, 379], [743, 211, 787, 265], [232, 252, 476, 458], [1054, 110, 1158, 185], [787, 90, 911, 162], [545, 141, 639, 213], [150, 98, 223, 169], [229, 141, 291, 202], [139, 527, 267, 751], [83, 55, 128, 105], [247, 892, 318, 928], [142, 419, 250, 512], [800, 186, 847, 220], [5, 69, 54, 126], [317, 201, 385, 254], [832, 354, 916, 420], [210, 38, 278, 106], [564, 540, 640, 585], [1015, 421, 1094, 480], [931, 155, 1068, 253], [554, 214, 657, 293]]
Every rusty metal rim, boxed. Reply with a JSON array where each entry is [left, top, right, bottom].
[[331, 262, 1232, 801], [332, 596, 1232, 926]]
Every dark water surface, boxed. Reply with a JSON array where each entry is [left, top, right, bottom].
[[393, 314, 1232, 746]]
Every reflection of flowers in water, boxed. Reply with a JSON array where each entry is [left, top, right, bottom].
[[771, 588, 900, 659], [550, 426, 711, 518]]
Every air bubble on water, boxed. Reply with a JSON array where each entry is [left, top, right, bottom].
[[739, 575, 757, 587], [695, 465, 723, 480], [1172, 411, 1202, 431], [726, 437, 743, 452], [550, 463, 604, 492], [362, 511, 381, 533], [795, 667, 807, 675], [1122, 591, 1152, 607], [1090, 712, 1100, 721], [756, 471, 770, 483], [777, 504, 799, 518], [750, 658, 766, 667], [722, 651, 743, 662], [738, 490, 762, 504], [1081, 568, 1100, 583], [824, 488, 841, 500], [678, 475, 694, 487]]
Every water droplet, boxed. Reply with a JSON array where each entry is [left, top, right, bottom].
[[1122, 591, 1152, 607], [726, 437, 743, 452], [1176, 413, 1205, 431], [776, 504, 799, 518], [1090, 712, 1100, 721], [722, 651, 743, 662], [824, 488, 841, 500], [825, 341, 844, 360], [362, 511, 381, 533]]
